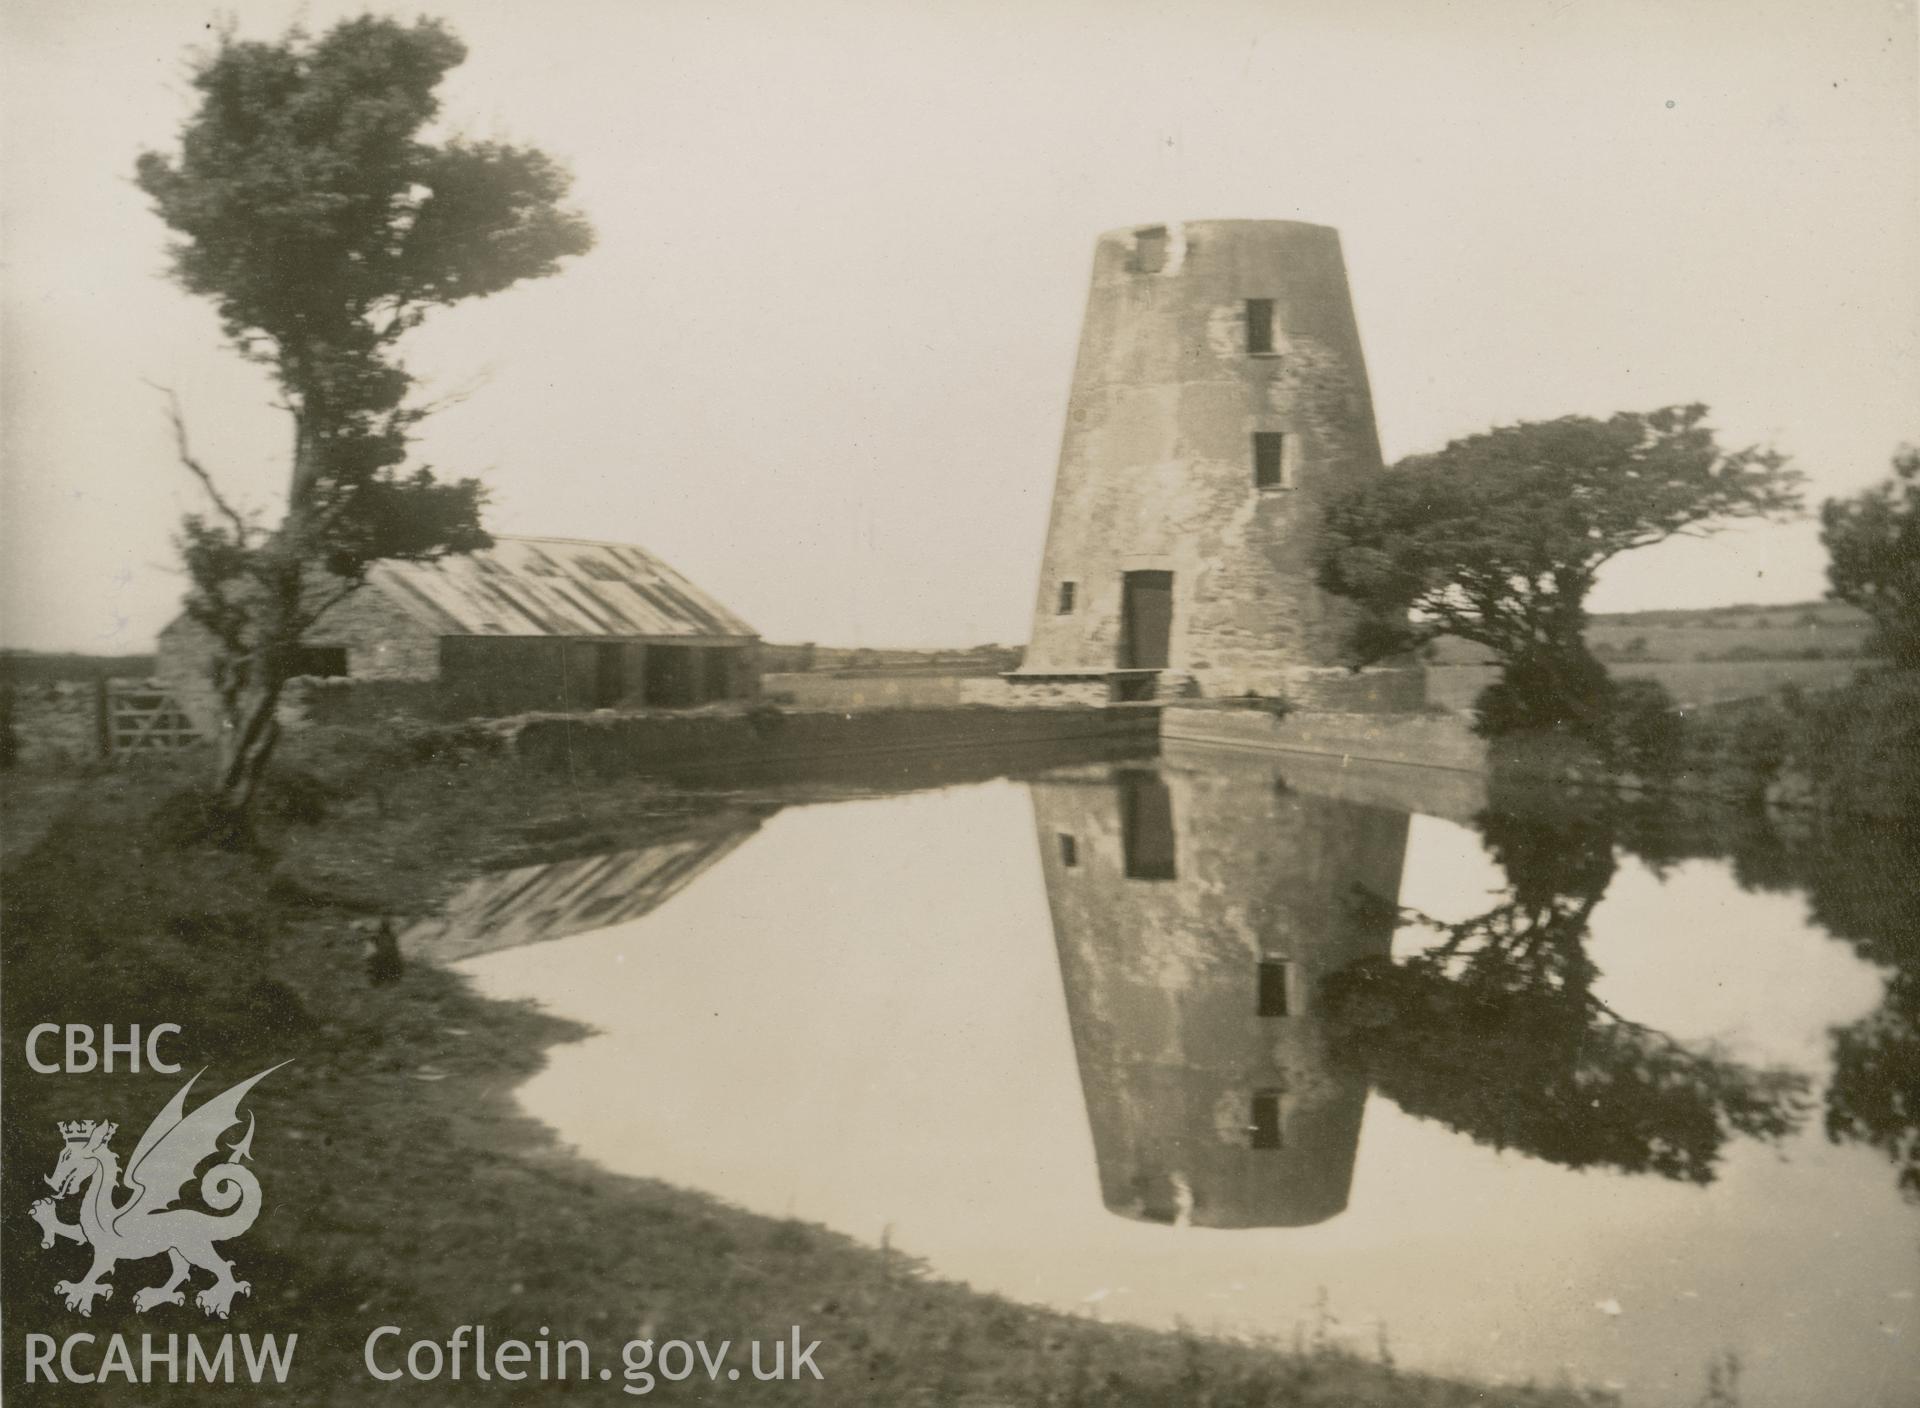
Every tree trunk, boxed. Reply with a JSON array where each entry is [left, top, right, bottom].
[[213, 676, 285, 818]]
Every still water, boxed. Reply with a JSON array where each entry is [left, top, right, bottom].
[[436, 748, 1918, 1406]]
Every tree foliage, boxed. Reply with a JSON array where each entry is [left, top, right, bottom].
[[1820, 445, 1920, 667], [135, 16, 593, 813], [1316, 405, 1802, 737]]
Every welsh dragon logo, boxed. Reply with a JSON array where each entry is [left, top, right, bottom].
[[30, 1063, 287, 1319]]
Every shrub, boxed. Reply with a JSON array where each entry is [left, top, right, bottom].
[[1606, 678, 1685, 776], [147, 785, 253, 851], [1241, 692, 1295, 719], [744, 701, 787, 736], [255, 766, 338, 826], [386, 717, 506, 766], [1471, 649, 1613, 742], [1728, 703, 1793, 779]]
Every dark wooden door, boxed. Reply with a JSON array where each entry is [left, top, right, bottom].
[[1119, 571, 1173, 669]]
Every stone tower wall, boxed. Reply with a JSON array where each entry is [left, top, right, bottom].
[[1021, 220, 1408, 701]]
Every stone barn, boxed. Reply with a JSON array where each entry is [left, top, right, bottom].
[[156, 535, 760, 732], [1009, 219, 1422, 709]]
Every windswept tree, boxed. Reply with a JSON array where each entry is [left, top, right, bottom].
[[1820, 445, 1920, 668], [1315, 405, 1802, 739], [136, 16, 593, 816]]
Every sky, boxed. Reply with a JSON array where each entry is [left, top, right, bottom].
[[2, 0, 1915, 653]]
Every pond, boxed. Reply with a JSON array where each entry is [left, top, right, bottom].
[[432, 747, 1919, 1406]]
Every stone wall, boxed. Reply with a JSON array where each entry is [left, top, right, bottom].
[[1280, 665, 1426, 713], [1160, 706, 1491, 829], [154, 616, 224, 738], [323, 586, 442, 681], [964, 675, 1114, 708], [514, 705, 1159, 782]]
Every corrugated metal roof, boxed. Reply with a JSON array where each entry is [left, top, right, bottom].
[[398, 821, 762, 962], [370, 536, 757, 640]]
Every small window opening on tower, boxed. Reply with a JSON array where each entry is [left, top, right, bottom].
[[1250, 1091, 1284, 1150], [1057, 581, 1077, 615], [1058, 833, 1079, 868], [1257, 958, 1299, 1017], [1253, 431, 1292, 490], [1245, 299, 1276, 355], [1133, 226, 1167, 274]]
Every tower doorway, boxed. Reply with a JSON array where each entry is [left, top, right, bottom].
[[1119, 571, 1173, 669]]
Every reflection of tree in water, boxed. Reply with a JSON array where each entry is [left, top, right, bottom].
[[1828, 963, 1920, 1201], [1321, 809, 1812, 1184], [1758, 820, 1920, 1201], [1605, 803, 1918, 1201]]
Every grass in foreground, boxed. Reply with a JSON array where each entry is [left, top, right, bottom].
[[3, 739, 1617, 1406]]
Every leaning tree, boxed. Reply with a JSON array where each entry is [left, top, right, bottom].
[[1315, 405, 1802, 738], [135, 16, 593, 815]]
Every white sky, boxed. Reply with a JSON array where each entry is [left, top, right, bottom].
[[2, 0, 1915, 653]]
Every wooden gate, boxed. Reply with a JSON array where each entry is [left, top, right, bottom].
[[103, 681, 206, 755]]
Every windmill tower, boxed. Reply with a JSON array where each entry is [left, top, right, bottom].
[[1031, 757, 1409, 1228], [1011, 220, 1421, 708]]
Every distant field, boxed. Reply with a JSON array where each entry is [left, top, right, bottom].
[[1428, 599, 1872, 668], [1425, 656, 1862, 712]]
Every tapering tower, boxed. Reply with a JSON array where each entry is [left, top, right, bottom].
[[1031, 757, 1410, 1228], [1012, 220, 1420, 708]]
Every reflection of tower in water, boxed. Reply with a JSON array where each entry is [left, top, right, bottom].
[[1032, 760, 1409, 1227]]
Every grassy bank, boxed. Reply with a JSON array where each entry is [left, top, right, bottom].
[[2, 734, 1613, 1407]]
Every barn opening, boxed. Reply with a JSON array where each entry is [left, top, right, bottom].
[[592, 643, 625, 708], [643, 646, 698, 707], [289, 645, 348, 678]]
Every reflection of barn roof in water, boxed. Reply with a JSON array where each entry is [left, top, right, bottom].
[[403, 821, 762, 963], [370, 535, 758, 640]]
